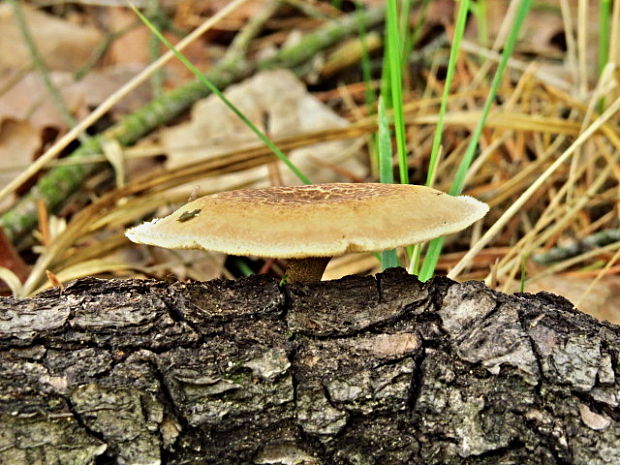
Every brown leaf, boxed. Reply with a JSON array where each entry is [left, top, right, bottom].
[[0, 3, 101, 72], [0, 65, 152, 131], [0, 119, 41, 208], [105, 7, 213, 87], [106, 7, 151, 66], [0, 228, 29, 286], [161, 69, 368, 190]]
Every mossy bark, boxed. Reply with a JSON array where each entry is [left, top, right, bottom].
[[0, 268, 618, 464]]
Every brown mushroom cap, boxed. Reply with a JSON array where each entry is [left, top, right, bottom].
[[126, 183, 489, 258]]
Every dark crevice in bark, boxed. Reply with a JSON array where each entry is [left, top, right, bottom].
[[407, 345, 427, 410], [148, 357, 188, 452], [161, 288, 190, 325], [520, 310, 546, 390], [278, 281, 293, 320], [64, 396, 110, 456], [471, 437, 526, 458]]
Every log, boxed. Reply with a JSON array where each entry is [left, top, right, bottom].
[[0, 268, 618, 465]]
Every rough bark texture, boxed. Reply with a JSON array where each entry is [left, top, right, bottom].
[[0, 268, 618, 465]]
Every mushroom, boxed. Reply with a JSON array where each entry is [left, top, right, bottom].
[[125, 183, 488, 282]]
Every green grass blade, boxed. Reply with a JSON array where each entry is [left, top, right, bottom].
[[424, 0, 469, 187], [473, 0, 489, 47], [449, 0, 533, 195], [408, 0, 469, 276], [380, 49, 392, 108], [598, 0, 611, 112], [377, 97, 399, 269], [234, 258, 255, 277], [419, 236, 444, 281], [407, 242, 422, 275], [399, 0, 413, 60], [599, 0, 611, 76], [386, 0, 409, 184], [130, 4, 312, 185], [419, 0, 533, 281]]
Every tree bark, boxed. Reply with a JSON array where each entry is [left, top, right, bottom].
[[0, 268, 618, 465]]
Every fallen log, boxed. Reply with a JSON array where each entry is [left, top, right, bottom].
[[0, 268, 618, 464]]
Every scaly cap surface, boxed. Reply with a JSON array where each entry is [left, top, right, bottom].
[[126, 183, 489, 258]]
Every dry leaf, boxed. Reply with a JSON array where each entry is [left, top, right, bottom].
[[178, 0, 270, 26], [468, 2, 565, 56], [101, 139, 126, 188], [0, 267, 22, 297], [105, 6, 217, 86], [0, 119, 41, 199], [161, 69, 367, 190], [0, 64, 151, 131], [467, 1, 604, 82], [0, 227, 29, 286], [0, 3, 101, 72], [106, 6, 151, 66], [70, 64, 153, 115], [0, 72, 77, 130], [425, 0, 456, 24]]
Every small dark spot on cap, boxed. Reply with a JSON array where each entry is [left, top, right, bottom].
[[177, 209, 202, 222]]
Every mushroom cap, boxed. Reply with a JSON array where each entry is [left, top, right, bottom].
[[126, 183, 489, 258]]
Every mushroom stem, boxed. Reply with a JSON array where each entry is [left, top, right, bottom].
[[286, 257, 331, 282]]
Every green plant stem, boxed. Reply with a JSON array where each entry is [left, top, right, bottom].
[[0, 6, 385, 244], [475, 0, 489, 47], [424, 0, 469, 187], [419, 0, 533, 282], [225, 0, 282, 64], [599, 0, 611, 76], [377, 97, 398, 270], [598, 0, 611, 113], [406, 0, 468, 276], [259, 7, 385, 70], [385, 0, 408, 184]]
